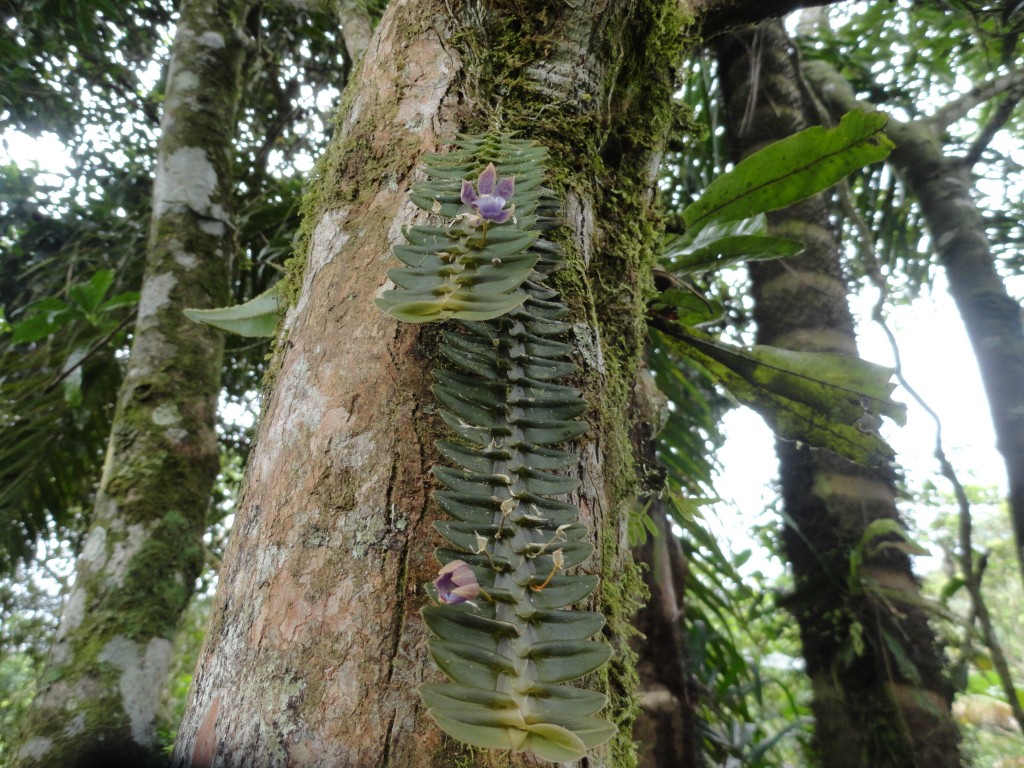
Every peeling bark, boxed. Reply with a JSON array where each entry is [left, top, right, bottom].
[[717, 21, 961, 768], [13, 1, 249, 766]]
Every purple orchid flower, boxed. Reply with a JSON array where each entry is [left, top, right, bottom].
[[433, 560, 481, 605], [460, 163, 515, 224]]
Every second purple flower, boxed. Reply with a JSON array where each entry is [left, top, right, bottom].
[[433, 560, 481, 605]]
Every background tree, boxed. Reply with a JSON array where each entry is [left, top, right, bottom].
[[2, 0, 356, 761], [12, 0, 249, 764], [799, 0, 1024, 592], [715, 20, 960, 766]]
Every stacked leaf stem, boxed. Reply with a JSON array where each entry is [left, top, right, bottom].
[[377, 135, 614, 762]]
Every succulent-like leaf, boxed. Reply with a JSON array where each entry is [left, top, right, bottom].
[[378, 137, 563, 323]]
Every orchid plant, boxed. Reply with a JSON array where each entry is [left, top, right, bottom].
[[376, 134, 614, 762]]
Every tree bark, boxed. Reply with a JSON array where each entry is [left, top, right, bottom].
[[803, 56, 1024, 591], [172, 1, 699, 766], [716, 21, 962, 768], [632, 508, 700, 768], [12, 2, 249, 766]]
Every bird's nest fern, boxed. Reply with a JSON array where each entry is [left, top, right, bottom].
[[377, 134, 615, 762]]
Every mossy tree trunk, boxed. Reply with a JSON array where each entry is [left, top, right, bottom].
[[169, 2, 829, 766], [160, 2, 856, 765], [13, 1, 249, 766], [716, 21, 962, 768], [170, 1, 692, 764]]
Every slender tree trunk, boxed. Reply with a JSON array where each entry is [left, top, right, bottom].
[[716, 21, 961, 768], [630, 380, 701, 768], [172, 1, 702, 766], [803, 58, 1024, 590], [13, 2, 248, 766], [632, 507, 701, 768]]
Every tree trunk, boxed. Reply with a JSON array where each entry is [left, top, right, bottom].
[[171, 1, 700, 766], [632, 508, 700, 768], [629, 379, 701, 768], [13, 1, 248, 766], [803, 57, 1024, 591], [716, 21, 961, 768]]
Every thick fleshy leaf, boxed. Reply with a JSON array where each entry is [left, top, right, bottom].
[[519, 723, 590, 761], [419, 683, 518, 712], [528, 641, 614, 683], [402, 135, 612, 760], [521, 683, 609, 718], [422, 606, 516, 647], [528, 575, 600, 610]]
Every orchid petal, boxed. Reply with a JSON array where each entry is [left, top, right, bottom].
[[434, 559, 481, 604], [490, 205, 515, 224], [460, 180, 477, 206], [495, 176, 514, 201], [476, 163, 498, 195], [475, 197, 507, 220]]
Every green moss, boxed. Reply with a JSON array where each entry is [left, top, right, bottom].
[[599, 523, 648, 767], [443, 4, 700, 766]]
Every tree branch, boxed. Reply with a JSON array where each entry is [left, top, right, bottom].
[[927, 69, 1024, 132], [695, 0, 840, 39], [963, 86, 1024, 166], [335, 0, 373, 66]]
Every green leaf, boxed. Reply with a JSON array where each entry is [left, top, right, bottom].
[[653, 322, 905, 465], [652, 287, 725, 326], [881, 629, 922, 684], [419, 683, 518, 712], [662, 215, 803, 274], [519, 723, 589, 761], [939, 576, 966, 603], [522, 683, 608, 717], [528, 611, 606, 643], [859, 518, 929, 557], [98, 291, 140, 312], [428, 639, 515, 689], [682, 110, 893, 231], [529, 640, 613, 684], [530, 575, 599, 609], [10, 310, 68, 344], [68, 269, 115, 315], [183, 284, 280, 337], [427, 712, 526, 752], [421, 606, 517, 648]]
